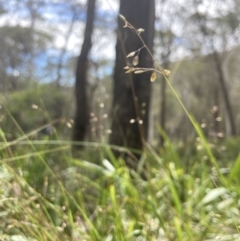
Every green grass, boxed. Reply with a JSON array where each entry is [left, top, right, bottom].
[[0, 127, 240, 241]]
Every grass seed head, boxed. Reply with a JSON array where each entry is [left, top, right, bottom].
[[163, 69, 171, 76], [137, 28, 145, 34], [133, 56, 139, 66], [150, 72, 156, 82], [127, 52, 136, 58]]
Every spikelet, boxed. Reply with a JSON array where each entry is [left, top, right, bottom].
[[150, 72, 156, 82], [127, 52, 136, 58], [137, 28, 145, 34], [133, 56, 139, 66], [163, 69, 171, 76]]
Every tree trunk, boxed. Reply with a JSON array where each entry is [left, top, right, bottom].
[[110, 0, 155, 162], [73, 0, 96, 142]]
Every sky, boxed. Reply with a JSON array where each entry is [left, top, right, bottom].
[[0, 0, 118, 55]]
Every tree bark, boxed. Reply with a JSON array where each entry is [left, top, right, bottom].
[[110, 0, 155, 162], [73, 0, 96, 142]]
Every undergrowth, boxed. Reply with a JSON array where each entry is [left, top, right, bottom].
[[0, 131, 240, 240]]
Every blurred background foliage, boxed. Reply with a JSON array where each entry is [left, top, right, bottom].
[[0, 0, 239, 146], [0, 0, 240, 240]]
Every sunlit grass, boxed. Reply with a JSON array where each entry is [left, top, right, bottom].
[[0, 128, 240, 241]]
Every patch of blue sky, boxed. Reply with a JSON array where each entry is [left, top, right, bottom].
[[34, 48, 76, 85], [41, 2, 86, 23], [173, 36, 186, 46], [94, 9, 117, 29], [34, 51, 56, 81]]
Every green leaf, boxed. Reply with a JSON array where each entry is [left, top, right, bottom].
[[229, 155, 240, 182]]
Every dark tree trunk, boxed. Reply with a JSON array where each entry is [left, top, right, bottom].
[[110, 0, 155, 162], [73, 0, 96, 142]]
